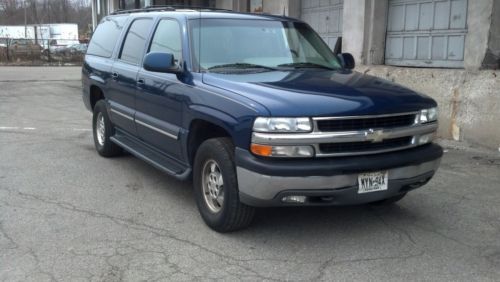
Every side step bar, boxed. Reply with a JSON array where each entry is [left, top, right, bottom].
[[110, 132, 191, 180]]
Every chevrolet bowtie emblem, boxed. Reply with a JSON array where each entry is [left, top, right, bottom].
[[365, 129, 387, 143]]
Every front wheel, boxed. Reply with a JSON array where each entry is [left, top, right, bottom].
[[193, 138, 255, 232]]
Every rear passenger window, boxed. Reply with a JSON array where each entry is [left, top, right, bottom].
[[120, 18, 153, 65], [149, 19, 182, 63], [87, 16, 127, 58]]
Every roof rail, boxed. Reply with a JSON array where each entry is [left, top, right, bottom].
[[110, 5, 232, 15]]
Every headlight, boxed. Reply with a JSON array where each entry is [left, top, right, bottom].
[[418, 107, 438, 123], [253, 117, 312, 132]]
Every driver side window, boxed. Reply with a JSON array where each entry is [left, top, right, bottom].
[[149, 19, 182, 64]]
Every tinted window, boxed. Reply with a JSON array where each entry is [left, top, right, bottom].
[[87, 16, 127, 58], [149, 19, 182, 63], [120, 18, 153, 65]]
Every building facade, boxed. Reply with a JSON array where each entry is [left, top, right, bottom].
[[90, 0, 500, 149]]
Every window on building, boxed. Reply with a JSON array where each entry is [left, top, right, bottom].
[[149, 19, 183, 63], [87, 16, 128, 58], [120, 19, 154, 65], [385, 0, 468, 68]]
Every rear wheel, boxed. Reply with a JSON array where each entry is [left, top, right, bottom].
[[92, 100, 122, 157], [193, 138, 255, 232]]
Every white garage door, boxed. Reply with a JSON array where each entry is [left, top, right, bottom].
[[301, 0, 344, 50], [385, 0, 468, 68]]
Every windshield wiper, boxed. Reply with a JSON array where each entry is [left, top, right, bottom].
[[208, 63, 278, 71], [277, 62, 336, 70]]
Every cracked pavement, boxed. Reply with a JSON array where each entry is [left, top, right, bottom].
[[1, 66, 500, 281]]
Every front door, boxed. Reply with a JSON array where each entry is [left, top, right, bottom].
[[135, 18, 184, 159]]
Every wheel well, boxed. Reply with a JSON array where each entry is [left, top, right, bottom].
[[187, 120, 232, 165], [90, 85, 104, 110]]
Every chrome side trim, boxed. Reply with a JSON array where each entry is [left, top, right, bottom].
[[312, 111, 419, 120], [135, 119, 178, 140], [237, 158, 441, 201], [110, 108, 134, 121], [252, 122, 437, 145]]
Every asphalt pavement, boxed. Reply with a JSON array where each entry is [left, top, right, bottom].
[[0, 66, 499, 281]]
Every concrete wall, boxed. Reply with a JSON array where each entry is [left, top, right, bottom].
[[483, 0, 500, 69], [254, 0, 300, 17], [341, 0, 367, 64], [341, 0, 388, 65], [464, 0, 495, 70], [358, 65, 500, 149]]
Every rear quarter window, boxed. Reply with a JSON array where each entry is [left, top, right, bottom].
[[87, 16, 127, 58]]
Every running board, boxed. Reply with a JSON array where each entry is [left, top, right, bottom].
[[110, 132, 191, 180]]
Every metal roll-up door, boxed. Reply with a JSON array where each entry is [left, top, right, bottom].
[[385, 0, 468, 68], [301, 0, 344, 50]]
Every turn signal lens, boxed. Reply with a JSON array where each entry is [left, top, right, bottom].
[[251, 143, 314, 158], [250, 144, 273, 157]]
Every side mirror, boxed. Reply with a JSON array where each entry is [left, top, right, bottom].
[[337, 53, 355, 69], [143, 52, 181, 73]]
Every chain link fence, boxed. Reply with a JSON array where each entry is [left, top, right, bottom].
[[0, 38, 87, 66]]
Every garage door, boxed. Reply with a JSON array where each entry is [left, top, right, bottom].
[[301, 0, 343, 50], [385, 0, 468, 68]]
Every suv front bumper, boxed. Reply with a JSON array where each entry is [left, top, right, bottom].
[[235, 144, 443, 207]]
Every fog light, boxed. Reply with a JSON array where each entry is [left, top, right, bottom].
[[418, 133, 435, 145], [281, 195, 307, 203]]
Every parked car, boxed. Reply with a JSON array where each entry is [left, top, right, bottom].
[[49, 43, 88, 57], [65, 43, 88, 55], [0, 38, 8, 48], [4, 39, 42, 56], [82, 8, 443, 232], [43, 39, 80, 55]]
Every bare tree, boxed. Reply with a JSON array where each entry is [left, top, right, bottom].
[[0, 0, 91, 35]]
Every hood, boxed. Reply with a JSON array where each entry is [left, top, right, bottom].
[[202, 70, 436, 117]]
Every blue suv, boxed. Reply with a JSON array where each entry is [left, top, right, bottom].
[[82, 7, 443, 232]]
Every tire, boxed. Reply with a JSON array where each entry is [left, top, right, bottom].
[[193, 138, 255, 232], [370, 192, 407, 206], [92, 100, 122, 157]]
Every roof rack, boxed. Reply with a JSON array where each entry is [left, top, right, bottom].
[[110, 5, 232, 15]]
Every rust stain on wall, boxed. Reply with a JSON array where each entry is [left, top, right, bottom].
[[450, 88, 461, 141]]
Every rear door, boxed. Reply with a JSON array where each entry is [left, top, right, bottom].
[[107, 18, 153, 135], [135, 18, 184, 159]]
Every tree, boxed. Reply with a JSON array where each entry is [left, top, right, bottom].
[[0, 0, 91, 35]]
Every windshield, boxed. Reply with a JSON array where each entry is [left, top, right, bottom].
[[189, 19, 342, 72]]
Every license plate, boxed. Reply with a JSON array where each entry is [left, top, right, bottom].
[[358, 171, 388, 194]]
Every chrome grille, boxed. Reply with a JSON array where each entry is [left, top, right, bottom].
[[316, 114, 416, 132], [319, 136, 413, 154]]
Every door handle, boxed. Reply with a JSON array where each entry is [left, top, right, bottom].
[[111, 72, 119, 80], [137, 78, 145, 85]]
